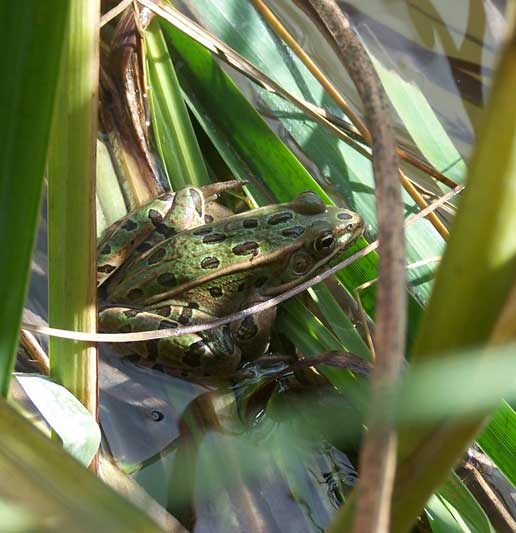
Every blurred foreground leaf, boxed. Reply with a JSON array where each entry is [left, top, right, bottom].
[[0, 396, 166, 532]]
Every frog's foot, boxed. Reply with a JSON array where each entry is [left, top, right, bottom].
[[99, 305, 242, 377]]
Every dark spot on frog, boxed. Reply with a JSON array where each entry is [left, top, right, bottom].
[[122, 219, 138, 231], [127, 288, 144, 300], [157, 272, 177, 287], [232, 241, 260, 256], [204, 214, 214, 223], [209, 286, 223, 297], [151, 410, 164, 422], [282, 226, 305, 238], [155, 305, 172, 317], [155, 224, 176, 238], [136, 242, 153, 253], [178, 307, 193, 325], [97, 264, 116, 274], [123, 309, 139, 318], [158, 319, 177, 330], [193, 226, 213, 236], [243, 218, 258, 229], [236, 316, 258, 340], [148, 248, 166, 265], [99, 243, 111, 255], [267, 212, 293, 225], [202, 233, 226, 244], [337, 212, 353, 220], [201, 256, 220, 269], [188, 302, 199, 309], [148, 209, 163, 225]]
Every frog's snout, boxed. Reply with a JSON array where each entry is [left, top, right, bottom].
[[336, 209, 364, 242]]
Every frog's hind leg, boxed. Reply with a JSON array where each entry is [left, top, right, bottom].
[[99, 305, 241, 377], [97, 192, 176, 286]]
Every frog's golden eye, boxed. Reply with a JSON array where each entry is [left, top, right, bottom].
[[314, 231, 335, 255]]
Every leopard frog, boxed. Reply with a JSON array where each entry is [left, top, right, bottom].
[[97, 184, 363, 377]]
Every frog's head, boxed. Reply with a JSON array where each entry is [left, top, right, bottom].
[[263, 191, 363, 295]]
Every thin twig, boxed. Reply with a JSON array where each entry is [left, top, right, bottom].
[[305, 1, 406, 531], [100, 0, 133, 28], [19, 330, 50, 375]]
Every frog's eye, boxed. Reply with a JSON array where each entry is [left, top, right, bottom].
[[314, 231, 335, 255]]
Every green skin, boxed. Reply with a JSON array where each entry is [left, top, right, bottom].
[[98, 185, 363, 378]]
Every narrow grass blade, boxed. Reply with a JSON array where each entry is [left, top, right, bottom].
[[427, 474, 495, 533], [368, 52, 467, 185], [477, 401, 516, 486], [96, 138, 127, 235], [145, 18, 210, 188], [47, 2, 100, 415], [0, 2, 68, 396], [432, 474, 495, 533]]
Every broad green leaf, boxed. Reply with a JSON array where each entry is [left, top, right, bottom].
[[15, 374, 100, 466], [0, 2, 68, 396], [308, 284, 370, 360], [0, 500, 38, 532]]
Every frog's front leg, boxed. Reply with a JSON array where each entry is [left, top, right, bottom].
[[232, 298, 277, 363], [99, 304, 242, 377]]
